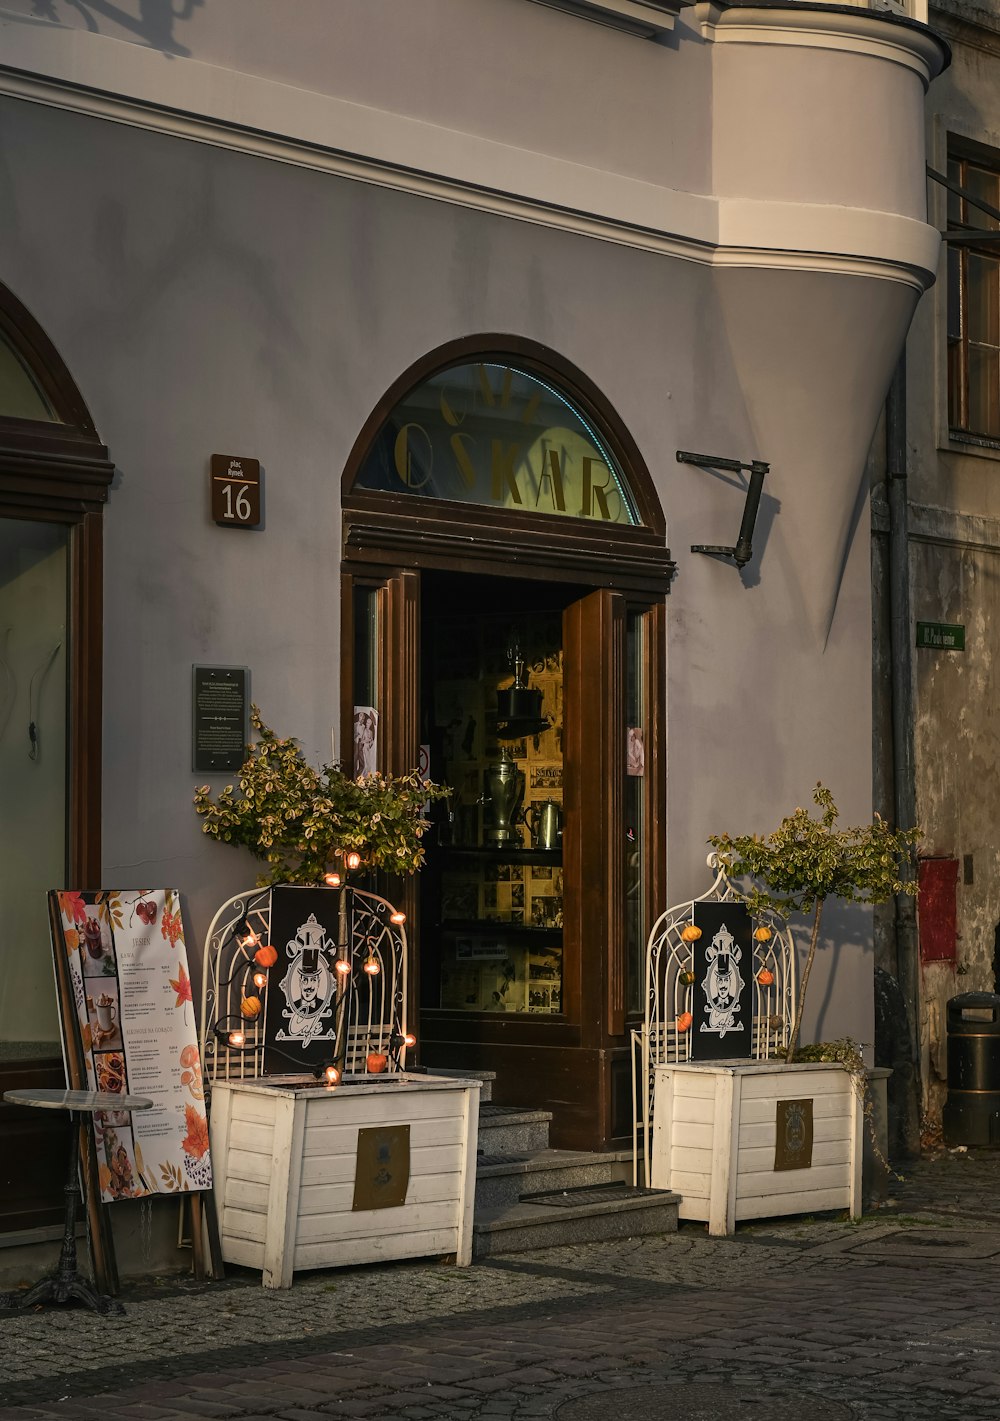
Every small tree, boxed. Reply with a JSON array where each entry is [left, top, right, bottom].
[[709, 784, 919, 1061], [194, 707, 449, 886]]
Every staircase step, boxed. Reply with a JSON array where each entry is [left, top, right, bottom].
[[477, 1104, 552, 1156], [475, 1148, 630, 1212], [425, 1067, 496, 1102], [472, 1185, 680, 1257]]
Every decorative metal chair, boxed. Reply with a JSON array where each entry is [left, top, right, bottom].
[[199, 884, 410, 1086], [631, 855, 796, 1185]]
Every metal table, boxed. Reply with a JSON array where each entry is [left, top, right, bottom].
[[0, 1087, 153, 1316]]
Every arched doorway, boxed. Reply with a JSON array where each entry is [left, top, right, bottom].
[[0, 284, 112, 1231], [341, 337, 672, 1149]]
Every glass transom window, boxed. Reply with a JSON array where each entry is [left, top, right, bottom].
[[355, 360, 642, 526]]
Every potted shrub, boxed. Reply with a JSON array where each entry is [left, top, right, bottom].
[[708, 783, 919, 1062], [193, 706, 448, 885], [649, 785, 918, 1234]]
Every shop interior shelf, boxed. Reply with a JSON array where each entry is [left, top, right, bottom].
[[440, 919, 563, 944], [437, 846, 563, 865]]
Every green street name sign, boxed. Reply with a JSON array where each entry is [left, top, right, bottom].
[[916, 621, 965, 651]]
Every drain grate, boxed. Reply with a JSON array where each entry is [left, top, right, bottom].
[[555, 1383, 851, 1419], [520, 1182, 658, 1208]]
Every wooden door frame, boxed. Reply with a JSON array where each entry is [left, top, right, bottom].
[[339, 336, 670, 1144], [0, 283, 113, 1231], [0, 284, 113, 889]]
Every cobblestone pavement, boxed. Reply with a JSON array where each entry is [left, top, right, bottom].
[[2, 1149, 1000, 1420]]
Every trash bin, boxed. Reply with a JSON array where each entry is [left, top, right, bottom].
[[943, 992, 1000, 1148]]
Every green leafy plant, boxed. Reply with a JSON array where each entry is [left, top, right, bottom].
[[194, 707, 449, 886], [709, 784, 919, 1061], [794, 1038, 900, 1180]]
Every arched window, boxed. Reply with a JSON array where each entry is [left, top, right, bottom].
[[343, 336, 669, 590], [0, 284, 112, 1234], [340, 337, 668, 1152]]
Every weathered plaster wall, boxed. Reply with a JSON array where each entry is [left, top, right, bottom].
[[892, 3, 1000, 1118], [0, 0, 712, 195], [0, 87, 896, 1048]]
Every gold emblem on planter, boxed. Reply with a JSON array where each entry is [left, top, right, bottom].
[[774, 1099, 813, 1171], [353, 1124, 411, 1210]]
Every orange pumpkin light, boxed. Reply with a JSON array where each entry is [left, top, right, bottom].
[[240, 995, 262, 1020], [754, 926, 773, 943], [680, 925, 702, 943], [254, 944, 278, 968], [680, 970, 696, 986], [677, 1011, 693, 1032], [757, 969, 775, 987]]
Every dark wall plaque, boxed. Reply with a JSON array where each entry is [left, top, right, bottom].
[[689, 900, 753, 1062], [774, 1099, 814, 1171], [211, 453, 262, 528], [192, 665, 249, 773]]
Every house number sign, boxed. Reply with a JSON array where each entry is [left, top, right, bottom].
[[211, 454, 262, 528]]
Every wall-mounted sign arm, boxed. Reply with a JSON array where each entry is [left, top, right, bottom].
[[677, 450, 769, 570]]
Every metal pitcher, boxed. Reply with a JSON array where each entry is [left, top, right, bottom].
[[483, 754, 526, 846], [525, 798, 562, 850]]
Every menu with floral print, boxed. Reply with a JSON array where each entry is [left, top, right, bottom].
[[50, 889, 212, 1202]]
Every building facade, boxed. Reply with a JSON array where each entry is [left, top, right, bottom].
[[0, 0, 945, 1272], [873, 0, 1000, 1137]]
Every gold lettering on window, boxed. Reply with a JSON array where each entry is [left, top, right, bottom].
[[393, 423, 432, 490], [449, 432, 478, 490], [537, 447, 566, 512], [491, 440, 522, 504], [581, 457, 618, 521], [477, 364, 513, 411]]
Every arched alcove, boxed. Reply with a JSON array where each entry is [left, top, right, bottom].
[[0, 282, 112, 1234], [340, 336, 669, 1151]]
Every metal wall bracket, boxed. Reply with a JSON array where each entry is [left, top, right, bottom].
[[677, 450, 769, 570]]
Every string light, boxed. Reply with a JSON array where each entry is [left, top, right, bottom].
[[346, 852, 362, 871], [324, 872, 341, 887], [402, 1032, 416, 1048], [324, 1065, 341, 1086], [334, 958, 352, 976], [252, 971, 268, 989], [228, 1029, 246, 1048], [390, 911, 406, 925], [363, 956, 381, 976]]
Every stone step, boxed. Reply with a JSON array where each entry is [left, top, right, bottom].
[[475, 1148, 631, 1212], [472, 1184, 680, 1257], [424, 1067, 496, 1103], [477, 1104, 552, 1157]]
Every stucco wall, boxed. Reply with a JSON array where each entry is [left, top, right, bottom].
[[0, 89, 898, 1048]]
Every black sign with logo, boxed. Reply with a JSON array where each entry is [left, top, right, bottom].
[[262, 886, 343, 1076], [689, 900, 753, 1061]]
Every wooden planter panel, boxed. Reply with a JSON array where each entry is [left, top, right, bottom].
[[210, 1074, 480, 1287], [650, 1062, 862, 1236]]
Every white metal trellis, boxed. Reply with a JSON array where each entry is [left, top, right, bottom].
[[631, 855, 796, 1186], [199, 884, 409, 1085]]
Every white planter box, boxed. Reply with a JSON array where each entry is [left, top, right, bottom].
[[209, 1073, 480, 1287], [651, 1061, 862, 1236]]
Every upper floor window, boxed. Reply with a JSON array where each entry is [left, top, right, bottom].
[[947, 148, 1000, 443]]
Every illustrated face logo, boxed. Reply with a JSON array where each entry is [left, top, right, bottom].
[[276, 913, 337, 1047], [700, 923, 745, 1038]]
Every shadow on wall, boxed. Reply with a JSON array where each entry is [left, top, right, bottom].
[[796, 897, 872, 1047], [21, 0, 203, 57]]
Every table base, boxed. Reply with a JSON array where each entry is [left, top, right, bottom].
[[0, 1107, 124, 1317], [0, 1269, 124, 1317]]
